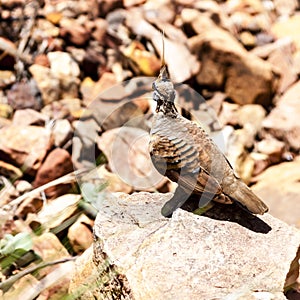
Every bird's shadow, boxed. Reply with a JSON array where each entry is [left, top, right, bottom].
[[181, 196, 272, 234]]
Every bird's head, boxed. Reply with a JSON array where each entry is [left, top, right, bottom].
[[152, 65, 177, 114]]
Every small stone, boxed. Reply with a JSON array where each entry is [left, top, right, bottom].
[[0, 70, 15, 88], [46, 11, 63, 25], [0, 103, 13, 118], [91, 18, 108, 43], [33, 148, 74, 198], [256, 137, 285, 163], [47, 51, 80, 78], [60, 18, 91, 46], [0, 125, 53, 175], [12, 109, 48, 126], [271, 15, 300, 51], [34, 54, 50, 67], [52, 119, 73, 147], [239, 31, 256, 48], [7, 80, 42, 111], [121, 41, 161, 76], [68, 214, 94, 254], [29, 64, 60, 105], [15, 180, 32, 194], [250, 152, 270, 176], [96, 165, 133, 194]]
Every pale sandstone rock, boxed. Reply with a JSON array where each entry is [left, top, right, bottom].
[[90, 192, 300, 300]]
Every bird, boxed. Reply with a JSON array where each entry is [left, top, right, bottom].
[[149, 51, 268, 218]]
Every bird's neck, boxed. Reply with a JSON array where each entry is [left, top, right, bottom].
[[156, 101, 178, 117]]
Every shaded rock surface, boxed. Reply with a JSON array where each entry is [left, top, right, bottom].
[[84, 192, 300, 300]]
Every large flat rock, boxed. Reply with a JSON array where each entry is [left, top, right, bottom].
[[91, 192, 300, 300]]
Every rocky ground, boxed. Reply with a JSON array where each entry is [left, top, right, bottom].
[[0, 0, 300, 299]]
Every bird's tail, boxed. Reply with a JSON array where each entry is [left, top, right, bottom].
[[226, 181, 268, 215]]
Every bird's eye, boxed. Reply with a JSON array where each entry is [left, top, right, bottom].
[[152, 82, 156, 90]]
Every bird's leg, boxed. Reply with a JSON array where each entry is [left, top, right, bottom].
[[161, 185, 191, 217]]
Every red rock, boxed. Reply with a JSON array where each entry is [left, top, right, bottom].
[[33, 148, 74, 198], [0, 125, 53, 176]]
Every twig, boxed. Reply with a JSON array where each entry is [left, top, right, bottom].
[[5, 169, 88, 210], [0, 256, 77, 292]]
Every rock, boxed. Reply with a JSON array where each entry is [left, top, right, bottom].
[[91, 192, 300, 299], [33, 148, 74, 198], [69, 246, 104, 300], [273, 0, 298, 16], [271, 15, 300, 51], [0, 70, 15, 88], [12, 109, 48, 126], [250, 152, 271, 176], [219, 103, 266, 134], [15, 180, 32, 194], [239, 31, 256, 48], [52, 119, 73, 147], [30, 194, 82, 230], [0, 125, 53, 176], [97, 127, 165, 191], [82, 72, 117, 105], [7, 80, 42, 111], [91, 18, 108, 44], [68, 214, 94, 254], [47, 51, 80, 79], [0, 103, 13, 118], [267, 41, 297, 93], [251, 37, 294, 59], [121, 41, 161, 76], [29, 64, 61, 105], [95, 165, 133, 193], [60, 18, 91, 46], [255, 136, 285, 163], [186, 12, 279, 106], [252, 158, 300, 227], [0, 160, 22, 181], [262, 81, 300, 150], [15, 196, 43, 220], [126, 10, 200, 83], [72, 117, 101, 169]]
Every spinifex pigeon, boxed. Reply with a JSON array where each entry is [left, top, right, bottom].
[[149, 64, 268, 217]]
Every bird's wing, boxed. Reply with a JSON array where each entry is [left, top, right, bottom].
[[150, 133, 223, 196]]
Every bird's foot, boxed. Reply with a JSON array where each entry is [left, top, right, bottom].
[[161, 187, 190, 218], [193, 202, 215, 216]]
